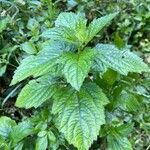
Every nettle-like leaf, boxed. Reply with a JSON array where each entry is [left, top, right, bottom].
[[42, 12, 117, 47], [94, 44, 149, 75], [42, 12, 87, 46], [59, 49, 95, 90], [11, 41, 74, 85], [86, 12, 118, 44], [52, 83, 109, 150], [15, 75, 58, 108], [107, 136, 132, 150], [107, 124, 133, 150]]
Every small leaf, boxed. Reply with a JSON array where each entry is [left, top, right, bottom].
[[47, 130, 56, 143], [0, 117, 16, 139], [20, 41, 37, 54], [59, 49, 95, 90], [36, 134, 48, 150], [15, 75, 58, 108], [0, 17, 10, 33], [0, 65, 7, 76], [52, 82, 108, 150], [94, 44, 149, 75]]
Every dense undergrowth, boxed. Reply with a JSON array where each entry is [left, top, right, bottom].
[[0, 0, 150, 150]]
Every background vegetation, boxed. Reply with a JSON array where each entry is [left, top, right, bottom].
[[0, 0, 150, 149]]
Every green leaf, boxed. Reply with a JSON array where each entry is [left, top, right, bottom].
[[0, 65, 7, 76], [10, 120, 35, 146], [15, 74, 58, 108], [94, 44, 149, 75], [20, 41, 37, 54], [14, 142, 24, 150], [52, 82, 108, 150], [0, 17, 10, 33], [41, 27, 78, 44], [55, 12, 86, 29], [107, 136, 132, 150], [107, 123, 133, 150], [59, 49, 95, 90], [47, 130, 56, 143], [42, 12, 87, 46], [86, 13, 118, 44], [55, 12, 87, 44], [118, 91, 140, 112], [11, 41, 73, 85], [0, 117, 16, 139], [36, 134, 48, 150]]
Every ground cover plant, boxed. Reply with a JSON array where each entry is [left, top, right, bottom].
[[0, 0, 150, 150]]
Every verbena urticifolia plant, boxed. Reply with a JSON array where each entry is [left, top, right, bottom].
[[9, 12, 149, 150]]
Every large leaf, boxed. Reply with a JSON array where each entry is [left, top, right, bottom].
[[94, 44, 149, 75], [15, 75, 58, 108], [59, 49, 95, 90], [86, 13, 118, 44], [11, 41, 74, 85], [52, 82, 108, 150], [0, 117, 16, 140]]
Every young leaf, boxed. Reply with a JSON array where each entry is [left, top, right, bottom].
[[42, 12, 87, 46], [55, 12, 86, 29], [0, 117, 16, 139], [20, 41, 37, 54], [94, 44, 149, 75], [86, 12, 118, 44], [52, 82, 108, 150], [59, 49, 95, 90], [15, 75, 58, 108], [41, 27, 78, 45], [11, 41, 74, 85]]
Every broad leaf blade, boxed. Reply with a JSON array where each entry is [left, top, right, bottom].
[[15, 75, 58, 108], [60, 49, 95, 90], [94, 44, 149, 75], [86, 13, 118, 44], [11, 41, 73, 85], [52, 82, 108, 150]]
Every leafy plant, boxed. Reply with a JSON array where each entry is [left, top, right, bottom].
[[1, 11, 149, 150]]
